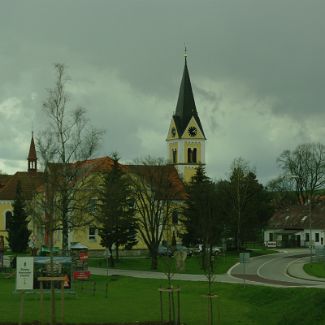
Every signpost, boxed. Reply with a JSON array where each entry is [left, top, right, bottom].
[[239, 252, 250, 287], [16, 257, 34, 325], [16, 257, 34, 290]]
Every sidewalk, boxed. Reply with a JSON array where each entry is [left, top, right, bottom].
[[89, 266, 243, 284], [286, 257, 325, 282]]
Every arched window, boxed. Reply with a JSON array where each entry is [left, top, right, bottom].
[[188, 148, 192, 163], [5, 211, 12, 230], [188, 148, 197, 163], [192, 148, 197, 163], [172, 149, 177, 163]]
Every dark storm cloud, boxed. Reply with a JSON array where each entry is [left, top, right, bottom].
[[0, 0, 325, 183]]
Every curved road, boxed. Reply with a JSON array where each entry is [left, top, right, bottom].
[[90, 249, 325, 288], [229, 248, 325, 287]]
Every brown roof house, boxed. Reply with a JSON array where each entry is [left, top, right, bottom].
[[264, 203, 325, 248]]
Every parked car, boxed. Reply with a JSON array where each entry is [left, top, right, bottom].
[[172, 244, 193, 257], [158, 245, 172, 257], [192, 244, 222, 256]]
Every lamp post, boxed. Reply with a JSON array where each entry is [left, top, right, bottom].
[[308, 199, 313, 263]]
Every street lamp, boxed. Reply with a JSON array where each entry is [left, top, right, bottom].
[[307, 198, 313, 263]]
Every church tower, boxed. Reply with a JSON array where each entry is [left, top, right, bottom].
[[27, 133, 37, 173], [166, 53, 206, 183]]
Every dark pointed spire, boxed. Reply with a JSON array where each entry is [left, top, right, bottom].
[[173, 53, 205, 137], [27, 132, 37, 172]]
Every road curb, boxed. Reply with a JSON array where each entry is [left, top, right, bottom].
[[286, 257, 325, 283]]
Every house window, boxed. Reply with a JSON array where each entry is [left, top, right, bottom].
[[5, 211, 12, 230], [88, 226, 96, 240], [87, 198, 97, 213], [315, 233, 320, 243], [269, 233, 273, 241], [305, 233, 310, 242]]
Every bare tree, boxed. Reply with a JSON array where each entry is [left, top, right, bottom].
[[37, 63, 103, 255], [266, 175, 296, 208], [277, 143, 325, 205], [30, 64, 102, 325], [128, 157, 184, 270]]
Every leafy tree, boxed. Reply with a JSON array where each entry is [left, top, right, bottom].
[[7, 181, 31, 252], [182, 165, 224, 268], [222, 158, 271, 250], [97, 154, 137, 267]]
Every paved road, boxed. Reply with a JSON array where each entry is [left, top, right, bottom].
[[229, 248, 325, 287], [90, 249, 325, 288]]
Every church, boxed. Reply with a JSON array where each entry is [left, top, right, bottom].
[[166, 53, 206, 183], [0, 55, 206, 251]]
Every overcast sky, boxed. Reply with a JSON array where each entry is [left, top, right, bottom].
[[0, 0, 324, 184]]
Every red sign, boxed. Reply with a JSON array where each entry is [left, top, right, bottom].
[[73, 271, 91, 280], [79, 252, 88, 261]]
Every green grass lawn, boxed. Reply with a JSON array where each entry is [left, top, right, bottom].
[[88, 254, 237, 274], [304, 262, 325, 278], [88, 249, 277, 275], [1, 274, 325, 325]]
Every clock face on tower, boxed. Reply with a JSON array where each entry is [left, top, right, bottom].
[[171, 127, 176, 137], [188, 126, 197, 137]]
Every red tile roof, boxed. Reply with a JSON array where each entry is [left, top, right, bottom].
[[0, 172, 44, 200], [0, 157, 186, 201], [0, 175, 12, 189]]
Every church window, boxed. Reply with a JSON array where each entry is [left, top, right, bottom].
[[5, 211, 12, 230], [188, 148, 197, 163], [172, 149, 177, 163], [188, 148, 192, 163], [192, 148, 197, 163]]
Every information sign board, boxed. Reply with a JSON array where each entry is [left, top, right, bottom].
[[240, 252, 250, 264], [16, 257, 34, 290]]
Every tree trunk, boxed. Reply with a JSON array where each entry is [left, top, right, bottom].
[[62, 217, 69, 256], [151, 249, 158, 270], [237, 209, 241, 251], [109, 247, 115, 267], [49, 228, 56, 325], [115, 244, 119, 261]]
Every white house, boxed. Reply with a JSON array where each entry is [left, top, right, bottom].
[[264, 203, 325, 248]]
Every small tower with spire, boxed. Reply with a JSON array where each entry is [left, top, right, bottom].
[[166, 50, 206, 183], [27, 133, 37, 173]]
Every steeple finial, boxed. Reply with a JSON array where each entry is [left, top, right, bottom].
[[184, 45, 187, 60]]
